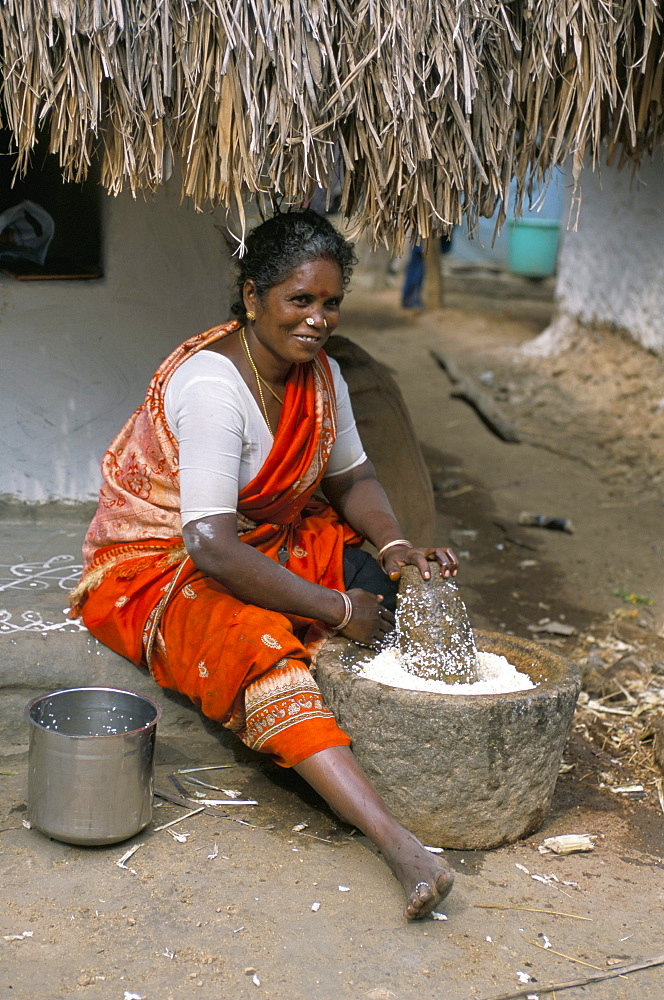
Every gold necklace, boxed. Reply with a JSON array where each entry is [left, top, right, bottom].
[[255, 371, 284, 405], [239, 328, 283, 434]]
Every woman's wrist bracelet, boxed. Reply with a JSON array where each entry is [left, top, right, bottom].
[[377, 538, 413, 568], [332, 590, 353, 631]]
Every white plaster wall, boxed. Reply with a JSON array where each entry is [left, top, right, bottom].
[[1, 184, 232, 502], [556, 154, 664, 353]]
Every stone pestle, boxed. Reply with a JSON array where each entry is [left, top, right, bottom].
[[397, 562, 480, 684]]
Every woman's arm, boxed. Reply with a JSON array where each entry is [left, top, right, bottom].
[[182, 513, 392, 645], [322, 459, 458, 581], [172, 363, 399, 644]]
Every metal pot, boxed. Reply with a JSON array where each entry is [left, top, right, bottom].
[[25, 686, 161, 846]]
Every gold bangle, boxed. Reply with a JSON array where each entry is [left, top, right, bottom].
[[331, 591, 353, 631], [377, 538, 412, 567]]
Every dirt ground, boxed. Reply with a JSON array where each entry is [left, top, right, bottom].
[[1, 268, 663, 1000]]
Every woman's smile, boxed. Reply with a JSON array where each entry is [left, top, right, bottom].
[[243, 257, 344, 376], [293, 329, 324, 345]]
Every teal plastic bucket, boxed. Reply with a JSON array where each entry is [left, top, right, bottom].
[[508, 218, 561, 278]]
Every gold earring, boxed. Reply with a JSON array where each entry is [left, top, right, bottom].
[[246, 310, 256, 322]]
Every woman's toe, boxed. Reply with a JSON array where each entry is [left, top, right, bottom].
[[436, 868, 455, 899], [404, 870, 455, 920], [404, 881, 435, 920]]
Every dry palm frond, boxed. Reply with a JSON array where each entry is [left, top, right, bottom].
[[0, 0, 662, 249]]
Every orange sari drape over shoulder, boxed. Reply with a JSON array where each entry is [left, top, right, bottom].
[[71, 320, 359, 766]]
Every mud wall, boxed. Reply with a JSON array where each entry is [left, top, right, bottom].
[[0, 185, 231, 503], [556, 154, 664, 354]]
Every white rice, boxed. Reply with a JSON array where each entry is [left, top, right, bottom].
[[353, 646, 536, 695]]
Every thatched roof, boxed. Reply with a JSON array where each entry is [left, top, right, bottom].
[[1, 1, 662, 249]]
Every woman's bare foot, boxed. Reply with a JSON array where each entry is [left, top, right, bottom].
[[294, 746, 455, 920], [383, 829, 455, 920]]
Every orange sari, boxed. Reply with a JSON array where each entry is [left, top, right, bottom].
[[71, 320, 358, 766]]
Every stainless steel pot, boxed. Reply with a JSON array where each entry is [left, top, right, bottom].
[[25, 686, 161, 846]]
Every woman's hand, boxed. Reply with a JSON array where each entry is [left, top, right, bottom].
[[381, 545, 459, 583], [339, 588, 395, 647]]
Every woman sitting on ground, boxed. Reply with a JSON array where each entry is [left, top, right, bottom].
[[71, 209, 458, 920]]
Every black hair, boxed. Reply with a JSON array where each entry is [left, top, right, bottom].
[[230, 209, 357, 319]]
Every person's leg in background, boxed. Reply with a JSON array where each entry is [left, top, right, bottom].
[[401, 240, 425, 309]]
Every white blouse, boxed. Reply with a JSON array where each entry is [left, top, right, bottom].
[[164, 351, 367, 526]]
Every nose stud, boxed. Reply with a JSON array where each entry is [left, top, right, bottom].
[[305, 317, 315, 327]]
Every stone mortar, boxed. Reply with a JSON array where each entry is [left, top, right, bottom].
[[315, 630, 581, 850]]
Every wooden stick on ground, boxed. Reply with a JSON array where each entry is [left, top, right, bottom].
[[153, 807, 206, 832], [528, 939, 626, 976], [154, 786, 201, 809], [431, 349, 521, 443], [473, 904, 591, 920], [475, 954, 664, 1000]]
